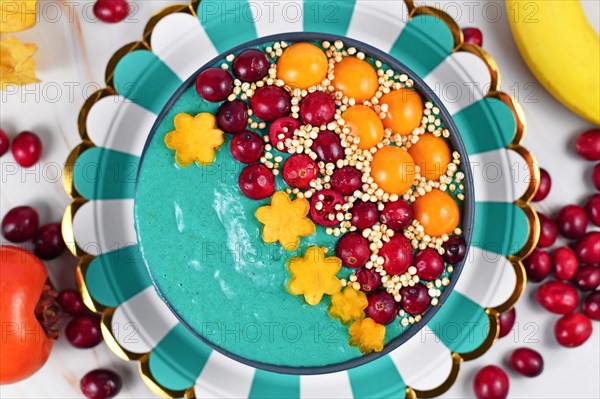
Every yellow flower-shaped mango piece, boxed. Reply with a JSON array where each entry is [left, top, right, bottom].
[[256, 191, 315, 250], [287, 246, 342, 305], [164, 112, 224, 167], [0, 36, 39, 90], [329, 286, 368, 325], [348, 317, 386, 354], [0, 0, 37, 33]]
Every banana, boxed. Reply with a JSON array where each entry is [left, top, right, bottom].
[[506, 0, 600, 125]]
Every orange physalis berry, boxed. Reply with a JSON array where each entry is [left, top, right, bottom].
[[380, 88, 423, 136], [332, 57, 379, 102], [413, 189, 460, 237], [276, 42, 328, 89], [408, 133, 451, 181], [342, 105, 384, 150], [370, 146, 416, 195]]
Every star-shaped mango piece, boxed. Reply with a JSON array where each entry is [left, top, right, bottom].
[[164, 112, 224, 167], [256, 191, 315, 250], [348, 317, 386, 354], [287, 246, 342, 305], [0, 0, 37, 33], [329, 286, 368, 325], [0, 36, 39, 90]]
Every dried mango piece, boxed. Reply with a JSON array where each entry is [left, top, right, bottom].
[[164, 112, 224, 167], [0, 36, 39, 90], [287, 246, 341, 305], [256, 191, 315, 250], [348, 317, 386, 354], [329, 286, 368, 325], [0, 0, 37, 33]]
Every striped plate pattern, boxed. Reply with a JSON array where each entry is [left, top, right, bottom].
[[63, 1, 539, 398]]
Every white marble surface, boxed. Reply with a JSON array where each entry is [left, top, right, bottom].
[[1, 1, 599, 398]]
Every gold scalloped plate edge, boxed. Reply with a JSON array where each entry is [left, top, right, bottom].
[[139, 354, 197, 399], [61, 1, 540, 398], [400, 4, 539, 398], [61, 3, 196, 398]]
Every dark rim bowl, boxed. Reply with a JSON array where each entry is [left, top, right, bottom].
[[136, 32, 475, 376]]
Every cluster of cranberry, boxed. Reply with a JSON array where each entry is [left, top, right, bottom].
[[455, 27, 599, 399], [195, 48, 348, 206], [1, 211, 120, 398], [523, 129, 600, 346], [473, 128, 599, 399], [1, 127, 121, 398], [339, 216, 466, 326]]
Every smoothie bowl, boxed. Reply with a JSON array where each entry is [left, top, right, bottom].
[[134, 33, 474, 374]]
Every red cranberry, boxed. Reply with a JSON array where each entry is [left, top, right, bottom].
[[93, 0, 129, 23], [473, 365, 509, 399], [94, 0, 129, 24], [65, 314, 103, 348], [12, 131, 42, 167], [250, 86, 291, 122], [1, 206, 39, 242], [535, 281, 578, 314], [575, 129, 600, 161], [80, 369, 122, 399], [380, 200, 414, 231], [523, 248, 552, 283], [311, 131, 344, 163], [510, 348, 543, 377], [58, 290, 88, 316], [33, 223, 66, 260], [573, 266, 600, 291], [238, 163, 275, 200], [537, 213, 558, 248], [366, 290, 398, 325], [555, 312, 592, 347], [551, 246, 578, 281], [299, 91, 336, 127], [282, 154, 318, 189], [217, 99, 248, 133], [498, 307, 516, 338], [195, 68, 233, 102], [380, 234, 413, 275], [532, 168, 551, 202], [556, 205, 588, 239], [463, 27, 483, 46], [0, 128, 8, 156], [413, 248, 444, 280], [230, 130, 264, 163], [232, 49, 269, 82], [350, 200, 379, 230], [330, 166, 362, 195], [336, 232, 370, 268], [574, 232, 600, 264], [269, 116, 300, 152], [400, 283, 430, 315], [583, 291, 600, 320], [593, 163, 600, 190], [442, 235, 467, 264], [310, 189, 344, 227], [355, 267, 382, 293], [585, 194, 600, 226]]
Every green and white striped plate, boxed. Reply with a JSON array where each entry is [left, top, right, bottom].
[[63, 1, 539, 397]]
